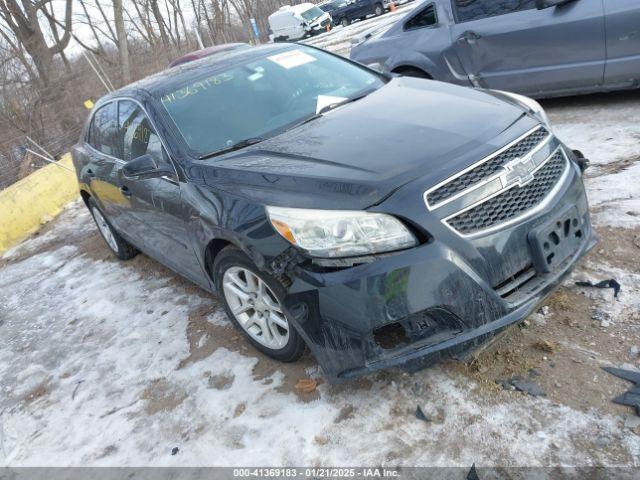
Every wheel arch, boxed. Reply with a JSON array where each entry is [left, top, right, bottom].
[[204, 238, 234, 281], [391, 65, 433, 79], [79, 188, 92, 207]]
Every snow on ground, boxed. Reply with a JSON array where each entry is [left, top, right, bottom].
[[1, 16, 640, 468], [1, 220, 637, 466]]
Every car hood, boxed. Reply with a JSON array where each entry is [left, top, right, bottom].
[[193, 77, 536, 210]]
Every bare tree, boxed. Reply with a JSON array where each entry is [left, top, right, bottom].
[[0, 0, 73, 87], [149, 0, 177, 60], [113, 0, 130, 83]]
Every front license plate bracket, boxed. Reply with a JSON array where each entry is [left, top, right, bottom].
[[528, 206, 584, 274]]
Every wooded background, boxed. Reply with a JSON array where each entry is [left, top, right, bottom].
[[0, 0, 312, 188]]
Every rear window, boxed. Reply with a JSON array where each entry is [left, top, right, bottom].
[[453, 0, 537, 23], [405, 4, 437, 31]]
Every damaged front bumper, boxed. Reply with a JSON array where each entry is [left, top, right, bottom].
[[282, 157, 596, 383]]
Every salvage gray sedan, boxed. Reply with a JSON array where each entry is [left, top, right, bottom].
[[350, 0, 640, 98]]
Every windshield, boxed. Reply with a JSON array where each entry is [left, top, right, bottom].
[[300, 6, 324, 21], [160, 46, 385, 157]]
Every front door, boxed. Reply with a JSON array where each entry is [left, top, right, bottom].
[[603, 0, 640, 87], [116, 100, 204, 280], [449, 0, 606, 96]]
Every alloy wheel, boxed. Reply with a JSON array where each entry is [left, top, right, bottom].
[[222, 266, 290, 350], [91, 207, 119, 253]]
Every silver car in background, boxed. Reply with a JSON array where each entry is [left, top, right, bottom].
[[350, 0, 640, 98]]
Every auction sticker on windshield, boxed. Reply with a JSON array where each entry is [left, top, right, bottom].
[[268, 50, 317, 69]]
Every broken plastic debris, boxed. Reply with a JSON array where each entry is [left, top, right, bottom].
[[497, 372, 546, 397], [171, 446, 179, 456], [314, 435, 328, 445], [602, 367, 640, 417], [415, 405, 428, 423], [467, 464, 480, 480], [575, 278, 621, 298]]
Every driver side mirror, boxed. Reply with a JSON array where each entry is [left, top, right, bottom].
[[536, 0, 575, 9], [123, 153, 174, 180]]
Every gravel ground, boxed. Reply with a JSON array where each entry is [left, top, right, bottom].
[[1, 13, 639, 467]]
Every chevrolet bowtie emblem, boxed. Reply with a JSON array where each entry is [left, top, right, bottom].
[[501, 157, 536, 188]]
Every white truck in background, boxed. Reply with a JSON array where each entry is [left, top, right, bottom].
[[268, 3, 333, 42]]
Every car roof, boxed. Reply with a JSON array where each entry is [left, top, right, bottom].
[[168, 43, 251, 68], [272, 3, 316, 16], [100, 43, 295, 103]]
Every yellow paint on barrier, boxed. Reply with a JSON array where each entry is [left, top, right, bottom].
[[0, 154, 78, 255]]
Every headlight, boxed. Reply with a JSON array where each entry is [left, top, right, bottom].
[[495, 90, 552, 130], [266, 206, 417, 258]]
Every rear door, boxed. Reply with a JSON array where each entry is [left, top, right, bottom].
[[353, 0, 372, 18], [116, 99, 203, 278], [450, 0, 606, 96], [603, 0, 640, 87]]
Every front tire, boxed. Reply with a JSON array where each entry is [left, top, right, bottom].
[[213, 246, 305, 362], [374, 3, 384, 15], [87, 198, 137, 261]]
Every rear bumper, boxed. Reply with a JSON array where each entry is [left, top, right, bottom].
[[282, 161, 595, 383]]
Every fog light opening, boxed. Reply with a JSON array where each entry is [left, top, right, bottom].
[[373, 322, 409, 350]]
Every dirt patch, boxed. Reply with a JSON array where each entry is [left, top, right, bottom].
[[96, 445, 118, 459], [334, 404, 356, 424], [141, 378, 188, 415], [588, 155, 639, 178], [177, 305, 238, 369], [208, 372, 235, 390], [233, 403, 246, 418], [586, 225, 640, 273], [251, 350, 322, 403], [21, 381, 51, 404]]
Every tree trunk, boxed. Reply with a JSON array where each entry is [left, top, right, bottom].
[[113, 0, 131, 84], [150, 0, 177, 61]]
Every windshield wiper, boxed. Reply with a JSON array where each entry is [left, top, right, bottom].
[[198, 137, 266, 160], [317, 91, 371, 115], [286, 90, 375, 132]]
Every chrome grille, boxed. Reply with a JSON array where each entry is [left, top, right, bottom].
[[446, 151, 567, 235], [427, 127, 549, 207]]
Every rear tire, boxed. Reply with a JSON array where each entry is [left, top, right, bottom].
[[87, 197, 137, 261], [213, 246, 306, 363], [341, 17, 350, 27]]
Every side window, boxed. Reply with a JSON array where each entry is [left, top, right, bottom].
[[454, 0, 537, 23], [404, 4, 437, 31], [118, 100, 163, 163], [88, 103, 117, 156]]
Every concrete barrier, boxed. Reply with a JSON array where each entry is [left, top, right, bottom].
[[0, 154, 78, 255]]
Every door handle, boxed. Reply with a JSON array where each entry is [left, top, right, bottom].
[[120, 185, 133, 197], [86, 168, 96, 178], [458, 31, 481, 44]]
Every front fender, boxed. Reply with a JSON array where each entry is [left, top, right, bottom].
[[184, 183, 293, 284]]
